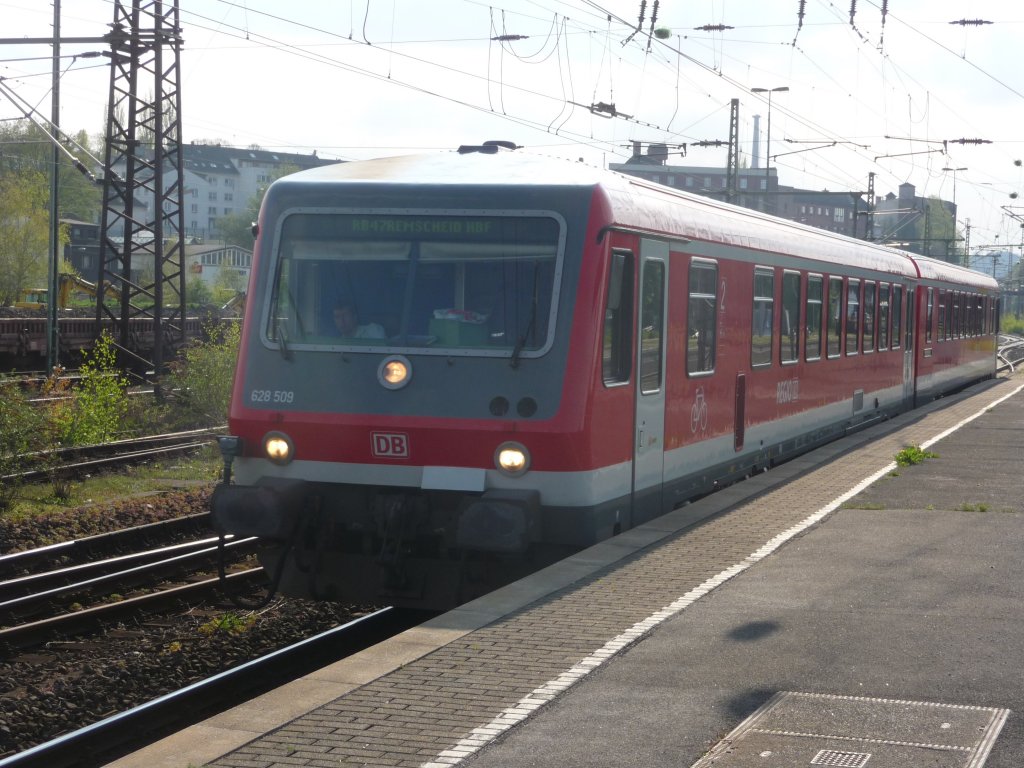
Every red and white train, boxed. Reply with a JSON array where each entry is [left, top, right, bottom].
[[211, 144, 998, 608]]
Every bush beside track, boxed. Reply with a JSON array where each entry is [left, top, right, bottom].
[[0, 322, 238, 515]]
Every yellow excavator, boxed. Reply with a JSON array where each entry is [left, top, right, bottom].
[[15, 274, 120, 310]]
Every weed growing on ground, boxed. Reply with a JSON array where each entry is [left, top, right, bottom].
[[957, 502, 989, 512], [894, 445, 939, 467], [199, 612, 256, 636]]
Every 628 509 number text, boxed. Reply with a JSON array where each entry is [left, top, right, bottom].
[[250, 389, 295, 404]]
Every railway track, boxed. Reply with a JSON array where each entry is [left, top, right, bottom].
[[0, 517, 260, 648], [0, 504, 424, 764], [998, 333, 1024, 372], [1, 427, 222, 483], [0, 606, 425, 768]]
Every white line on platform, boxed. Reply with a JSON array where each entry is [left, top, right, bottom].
[[420, 381, 1024, 768]]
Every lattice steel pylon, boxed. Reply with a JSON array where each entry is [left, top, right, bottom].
[[725, 98, 739, 203], [97, 0, 186, 383]]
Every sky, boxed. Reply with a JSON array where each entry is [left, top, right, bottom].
[[2, 0, 1024, 269]]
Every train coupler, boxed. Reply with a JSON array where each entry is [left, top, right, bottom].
[[210, 477, 306, 539], [457, 490, 540, 554]]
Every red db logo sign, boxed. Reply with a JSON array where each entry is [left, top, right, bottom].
[[371, 432, 409, 458]]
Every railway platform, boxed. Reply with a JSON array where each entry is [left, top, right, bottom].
[[109, 373, 1024, 768]]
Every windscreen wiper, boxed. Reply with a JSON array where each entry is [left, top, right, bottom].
[[510, 266, 540, 369], [276, 321, 293, 361]]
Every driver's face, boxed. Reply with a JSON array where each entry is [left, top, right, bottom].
[[333, 306, 356, 334]]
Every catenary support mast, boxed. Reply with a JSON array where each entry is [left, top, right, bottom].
[[96, 0, 186, 384]]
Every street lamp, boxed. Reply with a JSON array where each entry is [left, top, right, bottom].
[[941, 166, 967, 209], [941, 167, 967, 261], [751, 86, 789, 211]]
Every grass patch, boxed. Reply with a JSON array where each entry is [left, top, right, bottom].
[[956, 502, 989, 513], [4, 444, 221, 519]]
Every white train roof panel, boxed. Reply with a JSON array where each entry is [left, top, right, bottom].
[[285, 150, 941, 281], [911, 254, 999, 290]]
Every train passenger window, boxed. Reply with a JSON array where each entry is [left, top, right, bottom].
[[863, 281, 876, 353], [946, 293, 954, 340], [905, 288, 915, 349], [937, 291, 946, 340], [878, 283, 890, 350], [892, 285, 902, 349], [781, 271, 800, 364], [926, 288, 934, 343], [846, 279, 861, 355], [805, 274, 823, 361], [751, 268, 774, 368], [946, 291, 954, 340], [687, 259, 718, 375], [640, 260, 665, 394], [952, 292, 961, 338], [977, 296, 985, 336], [826, 276, 842, 358], [603, 250, 634, 386]]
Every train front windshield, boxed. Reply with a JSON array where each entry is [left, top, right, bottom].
[[265, 213, 564, 357]]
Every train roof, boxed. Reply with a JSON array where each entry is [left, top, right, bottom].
[[909, 254, 999, 291], [279, 148, 965, 281], [282, 147, 610, 187]]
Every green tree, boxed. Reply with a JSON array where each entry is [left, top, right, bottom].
[[186, 274, 214, 308], [0, 170, 51, 304], [163, 321, 240, 428], [0, 120, 101, 222], [213, 263, 247, 295], [0, 377, 50, 511], [58, 129, 103, 221], [50, 333, 130, 445], [217, 163, 299, 248], [922, 197, 960, 262]]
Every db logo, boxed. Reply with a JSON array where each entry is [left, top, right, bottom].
[[371, 432, 409, 458]]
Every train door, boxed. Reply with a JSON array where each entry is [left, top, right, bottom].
[[632, 239, 668, 524], [903, 286, 916, 404]]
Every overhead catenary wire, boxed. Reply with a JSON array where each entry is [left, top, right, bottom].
[[1, 0, 1019, 238], [0, 76, 103, 183]]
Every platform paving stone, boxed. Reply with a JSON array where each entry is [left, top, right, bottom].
[[206, 377, 1022, 768]]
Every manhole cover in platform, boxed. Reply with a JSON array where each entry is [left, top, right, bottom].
[[690, 692, 1009, 768]]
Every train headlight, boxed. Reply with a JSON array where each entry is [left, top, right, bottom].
[[378, 355, 412, 390], [263, 431, 294, 465], [495, 441, 530, 477]]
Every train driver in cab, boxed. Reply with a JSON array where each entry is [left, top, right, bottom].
[[332, 302, 386, 339]]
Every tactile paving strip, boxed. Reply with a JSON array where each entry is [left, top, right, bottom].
[[810, 750, 872, 767], [690, 692, 1009, 768]]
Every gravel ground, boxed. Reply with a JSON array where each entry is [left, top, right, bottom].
[[0, 488, 374, 758]]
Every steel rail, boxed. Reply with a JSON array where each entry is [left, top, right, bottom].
[[1, 427, 225, 482], [0, 606, 422, 768], [0, 534, 255, 602], [0, 569, 263, 649], [4, 440, 215, 483], [0, 512, 212, 577]]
